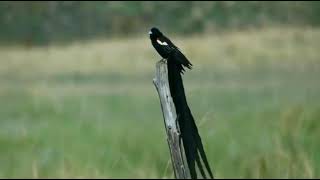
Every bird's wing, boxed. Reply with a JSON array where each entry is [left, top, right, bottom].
[[161, 36, 181, 50], [173, 50, 193, 69], [158, 36, 193, 69], [156, 36, 175, 54]]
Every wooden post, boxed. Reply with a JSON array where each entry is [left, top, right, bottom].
[[153, 59, 191, 179]]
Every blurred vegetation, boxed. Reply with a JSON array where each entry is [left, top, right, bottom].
[[0, 1, 320, 45], [0, 27, 319, 178], [0, 2, 320, 178]]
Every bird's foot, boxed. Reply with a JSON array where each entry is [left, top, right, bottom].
[[159, 58, 166, 63], [176, 114, 181, 136]]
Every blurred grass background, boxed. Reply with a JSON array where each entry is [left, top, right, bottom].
[[0, 1, 320, 179]]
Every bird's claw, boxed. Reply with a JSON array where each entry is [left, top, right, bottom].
[[159, 58, 167, 63], [176, 114, 181, 135]]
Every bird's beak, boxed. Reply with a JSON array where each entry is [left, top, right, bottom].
[[148, 31, 152, 35]]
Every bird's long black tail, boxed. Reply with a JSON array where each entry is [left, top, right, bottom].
[[167, 58, 214, 179]]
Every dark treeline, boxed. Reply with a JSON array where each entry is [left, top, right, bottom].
[[0, 1, 319, 45]]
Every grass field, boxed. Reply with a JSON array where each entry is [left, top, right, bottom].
[[0, 27, 319, 178]]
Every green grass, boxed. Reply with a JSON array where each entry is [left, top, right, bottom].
[[0, 27, 320, 178]]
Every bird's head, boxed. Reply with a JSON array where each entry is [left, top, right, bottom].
[[149, 27, 163, 39]]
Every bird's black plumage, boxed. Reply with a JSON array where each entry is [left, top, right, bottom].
[[149, 27, 192, 74], [149, 27, 214, 179]]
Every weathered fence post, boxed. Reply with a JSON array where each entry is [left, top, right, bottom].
[[153, 59, 191, 179]]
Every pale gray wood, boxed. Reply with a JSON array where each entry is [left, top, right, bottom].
[[153, 59, 191, 179]]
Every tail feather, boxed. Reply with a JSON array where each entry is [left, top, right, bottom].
[[195, 129, 214, 179], [195, 149, 207, 179], [167, 57, 214, 179]]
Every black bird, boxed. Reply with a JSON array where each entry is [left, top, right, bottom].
[[149, 27, 214, 179], [149, 27, 192, 74]]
